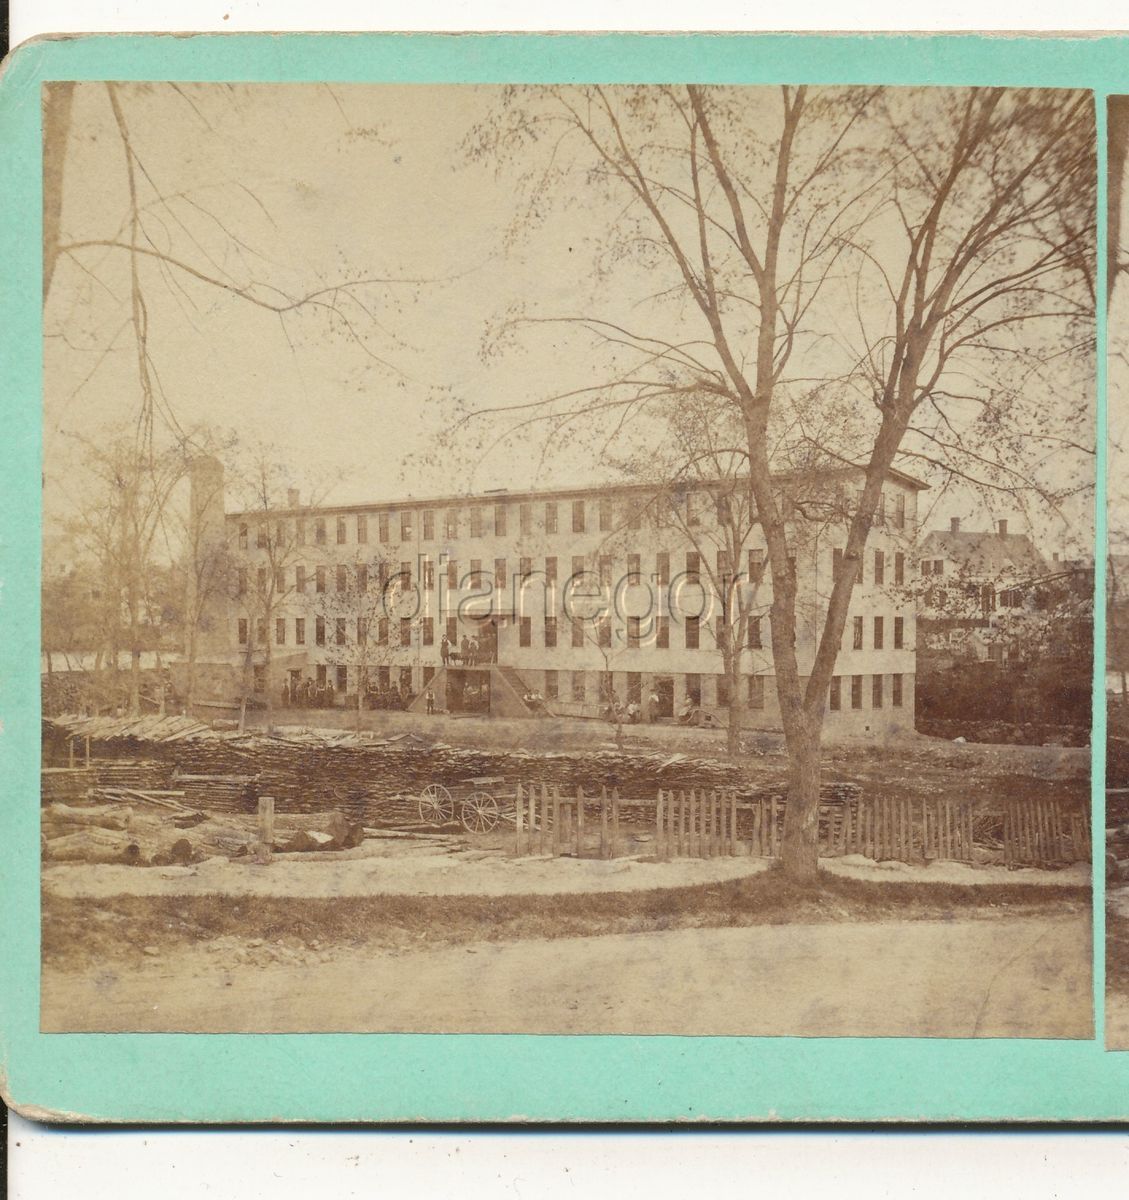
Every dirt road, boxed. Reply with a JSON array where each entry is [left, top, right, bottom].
[[42, 913, 1091, 1037]]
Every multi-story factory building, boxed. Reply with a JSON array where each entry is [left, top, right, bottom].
[[187, 459, 925, 735]]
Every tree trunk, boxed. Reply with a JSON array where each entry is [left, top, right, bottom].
[[42, 81, 76, 302], [726, 651, 745, 757], [780, 717, 822, 881]]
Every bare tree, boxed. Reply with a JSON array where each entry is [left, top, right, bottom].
[[464, 85, 1094, 879]]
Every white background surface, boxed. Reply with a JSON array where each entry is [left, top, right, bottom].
[[8, 1, 1129, 1195]]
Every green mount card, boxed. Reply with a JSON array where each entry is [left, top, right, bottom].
[[1, 31, 1128, 1121]]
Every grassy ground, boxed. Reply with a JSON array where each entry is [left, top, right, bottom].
[[43, 865, 1089, 970]]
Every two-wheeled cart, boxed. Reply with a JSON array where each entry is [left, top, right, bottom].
[[417, 775, 512, 833]]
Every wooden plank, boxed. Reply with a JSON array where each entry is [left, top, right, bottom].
[[257, 795, 274, 864], [575, 786, 584, 859], [730, 791, 738, 856], [540, 784, 549, 856], [612, 788, 621, 858], [600, 785, 609, 859], [513, 783, 523, 856], [552, 787, 561, 856], [689, 791, 698, 858]]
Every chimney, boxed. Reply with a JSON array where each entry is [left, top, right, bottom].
[[287, 487, 300, 508], [950, 517, 961, 534], [997, 519, 1008, 537]]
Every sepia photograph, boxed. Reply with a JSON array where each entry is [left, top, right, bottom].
[[1107, 94, 1129, 1050], [39, 81, 1095, 1037]]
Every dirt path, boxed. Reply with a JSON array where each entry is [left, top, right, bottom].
[[41, 913, 1091, 1037]]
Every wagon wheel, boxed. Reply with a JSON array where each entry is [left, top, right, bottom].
[[460, 790, 500, 833], [418, 783, 455, 826]]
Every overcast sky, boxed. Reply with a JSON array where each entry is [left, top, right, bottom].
[[43, 83, 1096, 556]]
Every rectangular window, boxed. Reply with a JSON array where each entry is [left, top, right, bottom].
[[336, 665, 348, 693], [656, 616, 670, 649], [656, 551, 670, 587], [572, 672, 586, 703], [872, 674, 883, 708], [896, 493, 906, 530], [237, 618, 248, 646], [598, 555, 612, 587], [748, 548, 765, 583], [295, 618, 306, 646], [447, 559, 458, 590], [716, 674, 730, 707], [685, 673, 702, 704], [627, 553, 641, 584], [544, 617, 557, 648], [257, 617, 267, 646], [572, 618, 584, 649], [920, 559, 931, 577], [686, 615, 700, 650], [470, 507, 484, 537], [876, 492, 887, 527], [377, 666, 389, 690], [336, 516, 347, 545], [356, 564, 368, 592], [378, 618, 389, 646], [829, 676, 841, 711], [335, 617, 347, 647], [627, 616, 641, 649], [494, 505, 507, 537], [253, 664, 266, 693], [894, 616, 904, 649], [519, 555, 532, 580], [237, 568, 247, 597], [717, 549, 732, 579], [422, 617, 434, 646], [295, 564, 306, 593], [317, 664, 327, 687], [627, 673, 642, 705], [599, 496, 613, 532], [933, 559, 944, 575], [520, 503, 532, 535], [545, 556, 558, 584], [275, 567, 285, 594], [315, 518, 326, 546], [400, 560, 411, 588], [895, 552, 905, 586], [748, 675, 765, 710], [315, 617, 326, 647], [469, 558, 482, 586], [256, 523, 268, 549], [316, 566, 326, 594], [597, 616, 612, 648], [276, 520, 286, 549], [257, 567, 267, 593], [686, 492, 701, 526], [423, 665, 435, 688], [892, 673, 903, 707], [444, 509, 458, 539], [544, 670, 559, 701], [571, 554, 586, 582], [238, 523, 248, 551], [545, 502, 558, 534], [296, 519, 306, 547], [495, 557, 506, 589], [378, 512, 390, 543], [520, 617, 532, 647], [357, 513, 368, 544], [336, 564, 348, 593], [572, 499, 586, 533], [422, 558, 434, 590], [275, 618, 286, 646], [686, 551, 700, 582], [446, 616, 457, 644], [851, 674, 862, 709], [873, 616, 884, 650], [357, 616, 368, 645], [400, 617, 412, 647], [748, 616, 763, 649], [422, 510, 434, 541], [852, 616, 864, 650], [874, 550, 885, 586]]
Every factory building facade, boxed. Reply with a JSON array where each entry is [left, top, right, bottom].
[[192, 461, 925, 735]]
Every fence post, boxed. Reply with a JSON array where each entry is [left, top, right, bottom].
[[68, 738, 75, 769], [612, 788, 621, 858], [85, 734, 92, 767], [677, 791, 686, 857], [656, 789, 666, 861], [256, 795, 274, 865], [527, 781, 536, 855], [551, 787, 561, 856], [600, 785, 609, 859], [576, 786, 584, 858], [730, 791, 738, 855], [514, 783, 523, 856], [539, 784, 549, 856]]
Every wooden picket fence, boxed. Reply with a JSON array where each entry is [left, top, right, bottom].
[[1002, 798, 1090, 868], [511, 783, 1088, 867]]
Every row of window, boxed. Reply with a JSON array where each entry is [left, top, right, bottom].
[[847, 614, 908, 652], [238, 614, 439, 649], [833, 547, 907, 588], [829, 673, 905, 711], [238, 488, 912, 552]]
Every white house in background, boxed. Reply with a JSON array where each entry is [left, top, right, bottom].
[[916, 517, 1053, 661]]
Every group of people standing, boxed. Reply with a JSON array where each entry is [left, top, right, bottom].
[[439, 628, 497, 668], [281, 676, 335, 708]]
